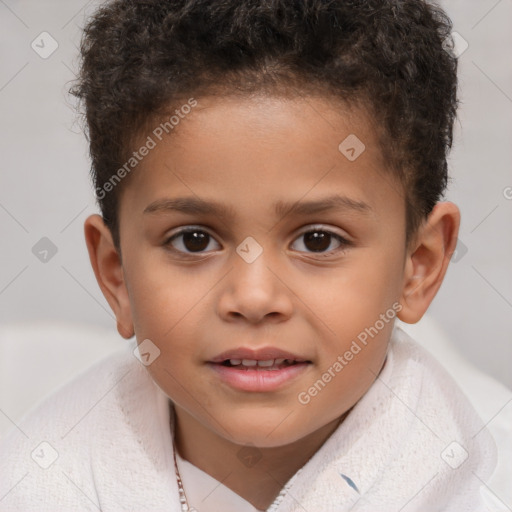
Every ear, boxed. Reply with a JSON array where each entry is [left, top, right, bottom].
[[397, 201, 460, 324], [84, 214, 134, 339]]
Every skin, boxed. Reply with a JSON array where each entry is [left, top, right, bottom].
[[84, 94, 460, 510]]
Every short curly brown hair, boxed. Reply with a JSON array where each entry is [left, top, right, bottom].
[[71, 0, 458, 252]]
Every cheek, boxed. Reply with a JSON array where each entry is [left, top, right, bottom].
[[293, 248, 401, 402], [124, 253, 201, 338], [131, 294, 210, 410], [298, 250, 403, 327], [124, 256, 213, 367], [298, 320, 392, 421]]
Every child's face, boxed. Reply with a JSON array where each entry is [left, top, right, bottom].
[[116, 94, 409, 446]]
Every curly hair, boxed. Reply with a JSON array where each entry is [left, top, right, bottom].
[[71, 0, 458, 252]]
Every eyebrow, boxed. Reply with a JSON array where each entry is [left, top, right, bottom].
[[143, 194, 373, 218]]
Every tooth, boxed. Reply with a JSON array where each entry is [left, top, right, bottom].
[[242, 359, 257, 366], [229, 359, 242, 365], [257, 359, 274, 367], [274, 358, 285, 365]]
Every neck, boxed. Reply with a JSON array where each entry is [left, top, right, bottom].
[[172, 404, 345, 511]]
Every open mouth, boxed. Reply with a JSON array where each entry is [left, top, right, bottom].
[[209, 357, 312, 392], [208, 347, 312, 391], [219, 358, 309, 370]]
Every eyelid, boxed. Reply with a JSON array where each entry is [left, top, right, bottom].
[[166, 224, 216, 239], [165, 224, 350, 241], [290, 224, 352, 255], [294, 224, 352, 242], [164, 223, 352, 256], [164, 225, 222, 255], [297, 223, 348, 234]]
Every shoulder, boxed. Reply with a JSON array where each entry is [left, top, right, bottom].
[[386, 326, 510, 510], [385, 326, 493, 440], [0, 343, 143, 510], [1, 343, 138, 445]]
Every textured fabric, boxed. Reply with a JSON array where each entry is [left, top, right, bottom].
[[0, 326, 499, 511]]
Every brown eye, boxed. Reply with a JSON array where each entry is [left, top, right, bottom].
[[181, 231, 209, 252], [303, 231, 331, 252], [291, 227, 350, 255], [165, 228, 221, 254]]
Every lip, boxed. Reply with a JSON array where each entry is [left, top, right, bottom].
[[208, 360, 311, 392], [209, 346, 309, 363], [208, 346, 312, 392]]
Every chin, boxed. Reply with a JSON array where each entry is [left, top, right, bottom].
[[214, 415, 310, 448]]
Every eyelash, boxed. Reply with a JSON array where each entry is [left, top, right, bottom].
[[163, 225, 352, 258]]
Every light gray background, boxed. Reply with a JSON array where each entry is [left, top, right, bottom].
[[1, 0, 511, 387]]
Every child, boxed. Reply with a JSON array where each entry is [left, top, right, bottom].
[[0, 1, 505, 510]]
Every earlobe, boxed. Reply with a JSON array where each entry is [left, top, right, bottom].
[[397, 202, 460, 324], [84, 214, 134, 339]]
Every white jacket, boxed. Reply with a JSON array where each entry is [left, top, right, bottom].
[[0, 326, 502, 511]]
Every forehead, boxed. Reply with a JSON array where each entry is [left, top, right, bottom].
[[121, 94, 405, 229]]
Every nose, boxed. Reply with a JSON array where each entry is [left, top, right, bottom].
[[216, 249, 294, 325]]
